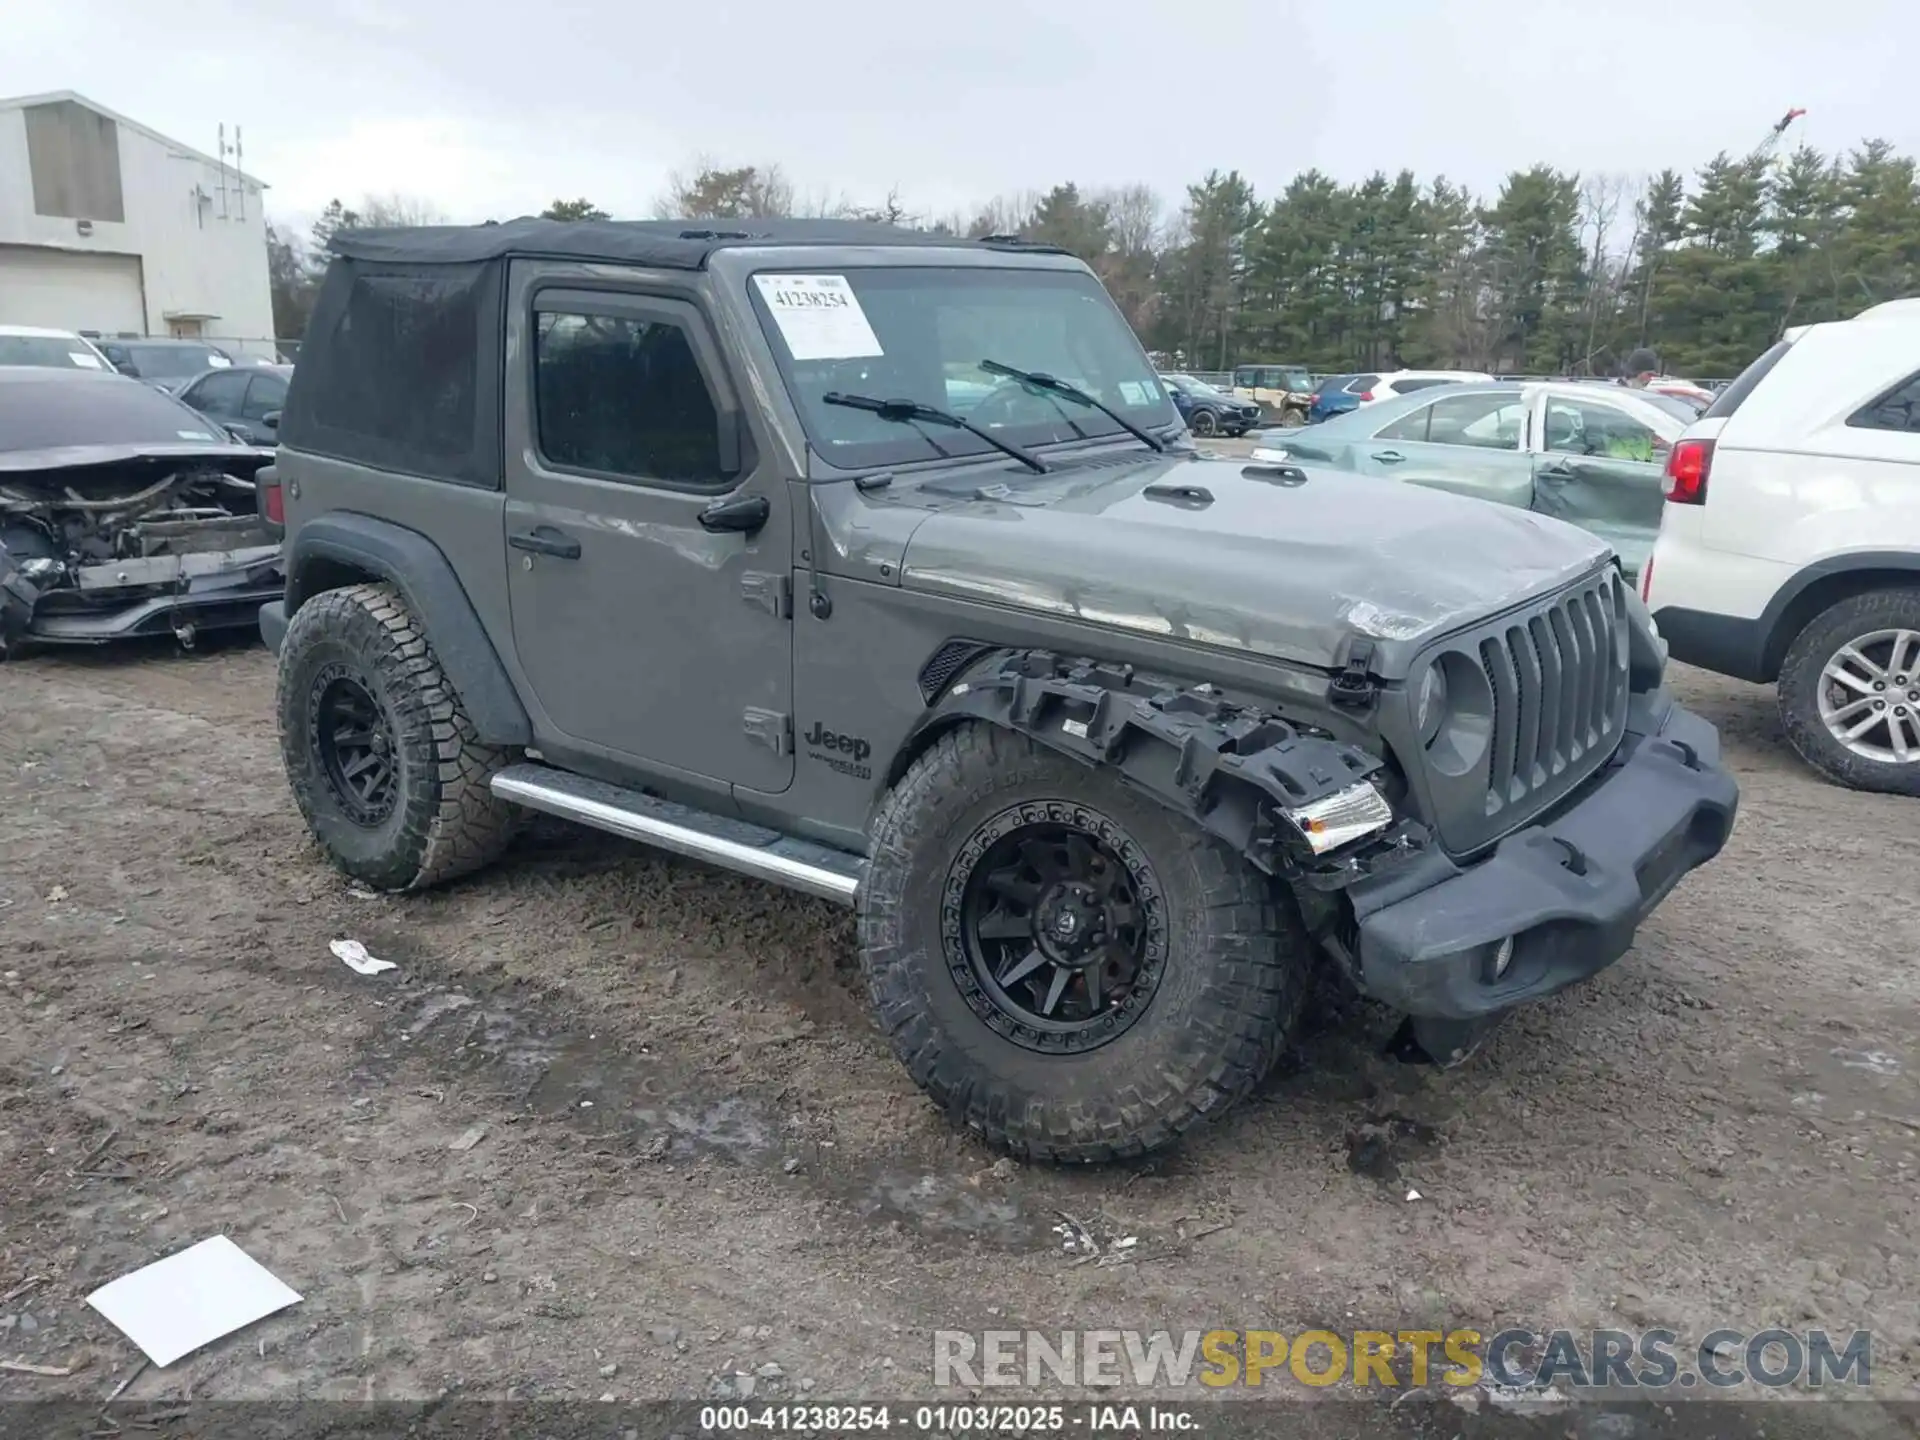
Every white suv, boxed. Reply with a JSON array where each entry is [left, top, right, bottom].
[[1643, 302, 1920, 793]]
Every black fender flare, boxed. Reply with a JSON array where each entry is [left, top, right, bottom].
[[285, 512, 531, 747], [900, 648, 1420, 886]]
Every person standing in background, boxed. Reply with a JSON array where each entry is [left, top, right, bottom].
[[1622, 348, 1662, 388]]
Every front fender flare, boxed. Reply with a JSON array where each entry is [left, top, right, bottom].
[[286, 512, 530, 747]]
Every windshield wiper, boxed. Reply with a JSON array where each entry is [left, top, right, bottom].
[[978, 359, 1166, 453], [822, 392, 1048, 474]]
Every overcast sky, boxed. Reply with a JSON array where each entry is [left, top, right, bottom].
[[8, 0, 1916, 236]]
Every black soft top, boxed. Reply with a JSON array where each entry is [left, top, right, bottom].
[[327, 217, 1064, 268]]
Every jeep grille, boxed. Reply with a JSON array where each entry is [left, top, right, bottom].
[[1422, 568, 1629, 854]]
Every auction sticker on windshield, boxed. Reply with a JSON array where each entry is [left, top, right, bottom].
[[752, 274, 884, 361]]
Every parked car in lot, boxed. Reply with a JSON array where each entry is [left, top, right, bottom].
[[96, 338, 241, 390], [0, 324, 113, 372], [1258, 379, 1686, 577], [1643, 303, 1920, 794], [1230, 363, 1315, 424], [259, 217, 1737, 1162], [0, 366, 280, 655], [1160, 372, 1262, 436], [1306, 369, 1490, 423], [175, 364, 293, 446]]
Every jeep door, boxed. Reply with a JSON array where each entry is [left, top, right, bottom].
[[501, 265, 794, 792], [1529, 392, 1675, 579], [1357, 388, 1535, 508]]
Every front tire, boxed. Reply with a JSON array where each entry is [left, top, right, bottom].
[[1777, 587, 1920, 795], [277, 582, 520, 889], [1189, 409, 1219, 438], [858, 724, 1309, 1163]]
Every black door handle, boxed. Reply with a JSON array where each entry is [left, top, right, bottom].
[[1537, 461, 1575, 480], [699, 493, 771, 534], [1371, 450, 1406, 464], [509, 526, 581, 559]]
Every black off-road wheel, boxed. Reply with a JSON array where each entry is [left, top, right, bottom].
[[859, 723, 1310, 1163], [276, 582, 520, 890], [1778, 587, 1920, 795]]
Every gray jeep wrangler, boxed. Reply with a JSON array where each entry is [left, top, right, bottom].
[[260, 218, 1738, 1162]]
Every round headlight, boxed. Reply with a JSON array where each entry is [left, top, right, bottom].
[[1416, 663, 1449, 745]]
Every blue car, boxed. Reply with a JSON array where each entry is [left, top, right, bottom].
[[1159, 373, 1262, 437], [1308, 373, 1375, 423]]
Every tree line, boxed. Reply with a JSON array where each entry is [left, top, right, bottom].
[[266, 138, 1920, 378]]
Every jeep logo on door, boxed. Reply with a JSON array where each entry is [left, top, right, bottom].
[[803, 721, 871, 780]]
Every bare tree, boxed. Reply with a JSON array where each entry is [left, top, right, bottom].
[[967, 190, 1042, 237], [1578, 173, 1630, 371], [1099, 184, 1163, 257], [654, 159, 795, 220], [359, 192, 449, 228]]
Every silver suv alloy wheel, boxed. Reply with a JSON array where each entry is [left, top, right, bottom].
[[1819, 627, 1920, 764]]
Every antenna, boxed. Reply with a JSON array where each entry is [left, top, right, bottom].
[[217, 123, 230, 219], [234, 126, 246, 221]]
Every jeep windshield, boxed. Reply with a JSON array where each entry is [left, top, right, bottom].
[[747, 267, 1175, 472]]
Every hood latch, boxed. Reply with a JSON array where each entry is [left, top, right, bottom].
[[1329, 639, 1378, 710]]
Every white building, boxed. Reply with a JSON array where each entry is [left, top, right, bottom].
[[0, 91, 275, 351]]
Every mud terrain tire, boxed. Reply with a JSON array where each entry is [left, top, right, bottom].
[[277, 581, 519, 890], [859, 723, 1309, 1163]]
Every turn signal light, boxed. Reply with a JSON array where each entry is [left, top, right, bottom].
[[261, 480, 285, 525], [1663, 438, 1714, 505]]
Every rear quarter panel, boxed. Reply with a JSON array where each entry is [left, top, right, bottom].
[[1703, 328, 1920, 570]]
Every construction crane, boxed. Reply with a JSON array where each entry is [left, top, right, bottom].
[[1748, 107, 1807, 168]]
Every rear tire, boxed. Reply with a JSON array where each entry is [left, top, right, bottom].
[[858, 723, 1310, 1163], [277, 582, 520, 889], [1777, 587, 1920, 795]]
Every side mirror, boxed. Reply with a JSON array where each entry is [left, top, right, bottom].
[[261, 411, 282, 430], [112, 361, 138, 377]]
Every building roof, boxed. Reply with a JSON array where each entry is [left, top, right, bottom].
[[327, 216, 1062, 268], [0, 90, 267, 189]]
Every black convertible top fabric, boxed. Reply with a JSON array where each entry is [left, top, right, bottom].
[[327, 217, 1063, 267]]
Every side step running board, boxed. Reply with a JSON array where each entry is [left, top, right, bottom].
[[490, 764, 865, 906]]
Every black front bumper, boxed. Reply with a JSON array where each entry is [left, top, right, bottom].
[[1351, 698, 1737, 1035]]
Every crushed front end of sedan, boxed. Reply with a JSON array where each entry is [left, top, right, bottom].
[[0, 366, 281, 655]]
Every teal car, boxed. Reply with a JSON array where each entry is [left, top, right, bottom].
[[1251, 380, 1690, 578]]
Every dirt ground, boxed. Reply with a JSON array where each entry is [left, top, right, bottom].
[[2, 633, 1917, 1421]]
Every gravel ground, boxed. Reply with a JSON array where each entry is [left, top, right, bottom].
[[1, 635, 1916, 1424]]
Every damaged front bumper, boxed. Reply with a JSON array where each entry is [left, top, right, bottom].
[[1346, 694, 1738, 1061], [1, 543, 283, 648]]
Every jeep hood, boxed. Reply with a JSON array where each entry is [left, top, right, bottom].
[[891, 454, 1610, 674]]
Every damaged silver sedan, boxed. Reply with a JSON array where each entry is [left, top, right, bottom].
[[0, 365, 281, 656]]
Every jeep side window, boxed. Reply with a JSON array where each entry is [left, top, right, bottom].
[[1849, 370, 1920, 434], [533, 310, 724, 485]]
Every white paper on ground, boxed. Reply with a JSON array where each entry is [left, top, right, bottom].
[[330, 938, 396, 975], [86, 1234, 302, 1367], [751, 274, 883, 360]]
